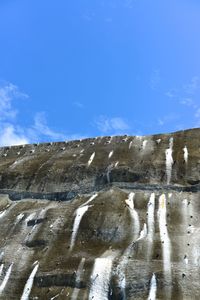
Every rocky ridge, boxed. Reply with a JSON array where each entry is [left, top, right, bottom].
[[0, 128, 200, 299]]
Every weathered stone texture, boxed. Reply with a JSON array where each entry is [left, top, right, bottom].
[[0, 128, 199, 299]]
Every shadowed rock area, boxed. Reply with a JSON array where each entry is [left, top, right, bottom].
[[0, 128, 200, 299]]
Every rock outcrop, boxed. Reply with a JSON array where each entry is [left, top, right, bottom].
[[0, 128, 200, 299]]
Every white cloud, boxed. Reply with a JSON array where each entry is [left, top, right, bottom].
[[124, 0, 135, 9], [95, 115, 130, 134], [73, 101, 84, 109], [0, 125, 28, 146], [183, 76, 200, 94], [179, 98, 195, 107], [0, 82, 29, 146], [0, 81, 82, 147], [33, 112, 66, 141], [164, 76, 200, 130], [165, 90, 177, 98], [195, 108, 200, 119], [0, 82, 28, 121], [157, 113, 180, 127]]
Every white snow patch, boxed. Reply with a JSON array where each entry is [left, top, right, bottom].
[[147, 193, 155, 241], [137, 223, 147, 241], [0, 263, 13, 294], [0, 252, 4, 261], [0, 210, 6, 219], [142, 140, 147, 150], [184, 256, 188, 265], [0, 264, 4, 277], [9, 157, 29, 169], [69, 194, 98, 250], [182, 198, 188, 205], [129, 141, 133, 149], [25, 213, 36, 224], [0, 204, 15, 220], [125, 193, 134, 210], [125, 193, 140, 238], [16, 213, 24, 223], [135, 136, 142, 140], [148, 273, 157, 300], [89, 256, 114, 300], [88, 152, 95, 166], [108, 150, 114, 159], [50, 294, 60, 300], [115, 161, 119, 168], [147, 193, 155, 260], [165, 138, 174, 185], [80, 193, 98, 207], [157, 194, 171, 287], [183, 146, 188, 164], [71, 258, 86, 300], [70, 206, 91, 250], [20, 262, 39, 300]]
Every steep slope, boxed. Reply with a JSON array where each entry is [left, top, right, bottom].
[[0, 128, 200, 299]]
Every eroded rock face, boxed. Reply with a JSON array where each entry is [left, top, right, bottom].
[[0, 128, 200, 299]]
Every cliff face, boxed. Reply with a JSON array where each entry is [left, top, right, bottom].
[[0, 128, 200, 299]]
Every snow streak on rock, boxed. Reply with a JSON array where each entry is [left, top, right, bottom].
[[71, 258, 86, 300], [158, 194, 171, 298], [142, 140, 147, 150], [89, 255, 114, 300], [165, 138, 174, 185], [125, 193, 140, 238], [147, 193, 155, 242], [147, 193, 155, 260], [0, 264, 4, 277], [80, 193, 98, 208], [108, 150, 114, 159], [137, 223, 147, 241], [114, 193, 141, 298], [70, 206, 90, 251], [148, 273, 157, 300], [20, 262, 39, 300], [88, 152, 95, 166], [0, 263, 13, 295], [70, 193, 98, 250], [183, 146, 188, 164]]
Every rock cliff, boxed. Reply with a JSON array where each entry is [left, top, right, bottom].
[[0, 128, 200, 299]]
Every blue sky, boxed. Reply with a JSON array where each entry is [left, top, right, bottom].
[[0, 0, 200, 146]]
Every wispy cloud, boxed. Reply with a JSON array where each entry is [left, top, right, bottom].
[[165, 90, 177, 98], [95, 115, 130, 134], [73, 101, 84, 109], [0, 81, 83, 147], [0, 82, 28, 121], [124, 0, 135, 9], [33, 112, 66, 141], [82, 10, 95, 22], [179, 97, 196, 107], [0, 124, 28, 146], [157, 113, 180, 127], [195, 108, 200, 119], [183, 76, 200, 94], [0, 82, 29, 146], [164, 76, 200, 129]]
